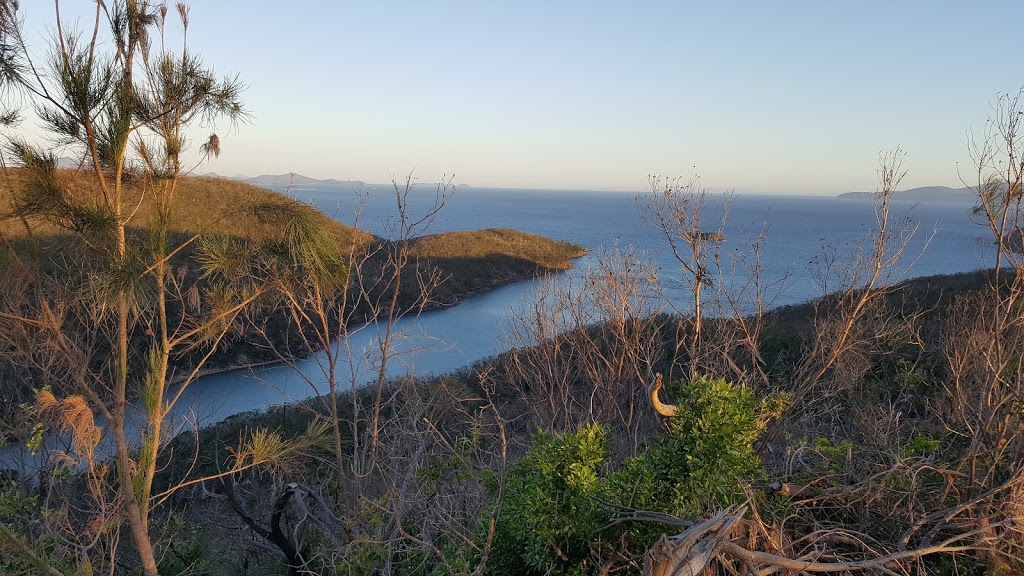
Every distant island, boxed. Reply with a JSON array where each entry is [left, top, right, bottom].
[[203, 171, 367, 187], [837, 185, 975, 203], [203, 171, 472, 190], [205, 172, 980, 203]]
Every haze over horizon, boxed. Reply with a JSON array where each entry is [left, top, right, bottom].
[[17, 1, 1023, 195], [211, 170, 974, 200]]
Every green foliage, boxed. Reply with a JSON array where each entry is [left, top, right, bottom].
[[336, 535, 389, 576], [229, 415, 333, 478], [488, 423, 608, 576], [246, 200, 350, 289], [196, 235, 257, 280], [0, 483, 76, 575], [156, 524, 214, 576], [610, 376, 763, 515], [87, 251, 154, 315], [487, 376, 764, 576], [805, 437, 855, 477], [6, 140, 118, 243], [0, 482, 36, 518], [902, 434, 942, 457], [25, 422, 45, 454]]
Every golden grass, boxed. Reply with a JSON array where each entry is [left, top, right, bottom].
[[410, 227, 585, 270], [0, 170, 372, 249], [0, 170, 582, 275]]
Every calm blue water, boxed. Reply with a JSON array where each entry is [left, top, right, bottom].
[[2, 186, 994, 471], [286, 184, 993, 310]]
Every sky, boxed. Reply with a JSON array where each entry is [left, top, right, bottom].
[[14, 1, 1024, 194]]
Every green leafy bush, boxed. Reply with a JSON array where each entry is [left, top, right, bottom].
[[486, 376, 764, 576], [488, 423, 608, 576], [602, 376, 764, 554]]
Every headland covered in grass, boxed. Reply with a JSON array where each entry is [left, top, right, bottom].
[[0, 170, 585, 428]]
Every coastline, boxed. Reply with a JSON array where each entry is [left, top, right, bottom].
[[168, 248, 587, 390]]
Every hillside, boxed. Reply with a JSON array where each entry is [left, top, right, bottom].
[[0, 171, 585, 428], [409, 228, 586, 305], [150, 266, 1017, 576], [1, 171, 580, 283], [0, 171, 369, 247]]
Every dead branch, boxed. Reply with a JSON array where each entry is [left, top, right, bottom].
[[644, 504, 1010, 576]]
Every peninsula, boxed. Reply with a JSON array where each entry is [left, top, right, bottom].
[[0, 171, 584, 426]]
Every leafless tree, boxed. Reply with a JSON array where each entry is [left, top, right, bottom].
[[638, 174, 730, 383], [636, 174, 789, 400], [763, 149, 926, 447], [500, 245, 663, 454], [932, 87, 1024, 572]]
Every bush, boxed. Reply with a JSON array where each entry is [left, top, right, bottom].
[[486, 376, 764, 576], [487, 423, 608, 576]]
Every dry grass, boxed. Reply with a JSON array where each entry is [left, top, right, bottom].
[[0, 170, 371, 249], [410, 227, 585, 270], [0, 171, 579, 276], [399, 228, 586, 307]]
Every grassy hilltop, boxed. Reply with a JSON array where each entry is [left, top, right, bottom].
[[0, 172, 367, 247], [0, 170, 583, 432], [0, 170, 583, 307]]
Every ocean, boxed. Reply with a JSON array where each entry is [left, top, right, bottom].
[[159, 185, 995, 427], [284, 183, 993, 310], [1, 185, 995, 471]]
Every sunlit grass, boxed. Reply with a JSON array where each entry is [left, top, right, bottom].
[[0, 170, 370, 250], [410, 227, 585, 269]]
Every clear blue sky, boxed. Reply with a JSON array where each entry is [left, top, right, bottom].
[[17, 1, 1024, 194]]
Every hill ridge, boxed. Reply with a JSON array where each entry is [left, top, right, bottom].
[[837, 185, 974, 203]]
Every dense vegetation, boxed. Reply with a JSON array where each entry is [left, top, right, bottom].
[[2, 2, 1024, 576]]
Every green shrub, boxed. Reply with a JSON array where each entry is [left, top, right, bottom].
[[487, 423, 608, 576], [486, 376, 764, 576], [0, 482, 77, 576], [603, 376, 763, 552]]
